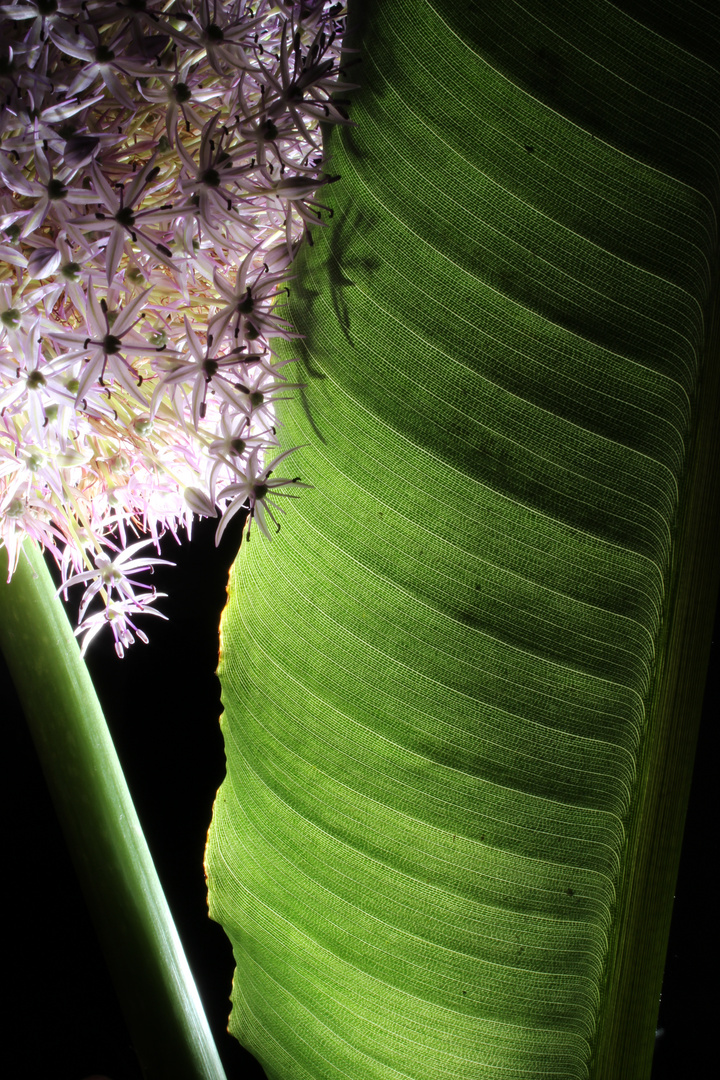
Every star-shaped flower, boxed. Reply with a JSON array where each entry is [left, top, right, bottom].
[[51, 279, 175, 404], [215, 445, 309, 545]]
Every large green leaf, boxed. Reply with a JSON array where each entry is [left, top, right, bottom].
[[205, 2, 720, 1077]]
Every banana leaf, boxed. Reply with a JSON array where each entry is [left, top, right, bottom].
[[205, 1, 720, 1077]]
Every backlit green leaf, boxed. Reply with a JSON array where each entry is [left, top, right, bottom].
[[206, 2, 720, 1077]]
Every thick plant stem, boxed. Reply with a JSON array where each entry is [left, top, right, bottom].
[[0, 541, 227, 1080]]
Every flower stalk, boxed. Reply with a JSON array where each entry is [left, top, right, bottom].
[[0, 539, 227, 1080]]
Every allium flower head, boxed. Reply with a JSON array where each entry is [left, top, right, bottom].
[[0, 0, 351, 655]]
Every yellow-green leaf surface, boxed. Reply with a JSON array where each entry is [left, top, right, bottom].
[[206, 2, 720, 1077]]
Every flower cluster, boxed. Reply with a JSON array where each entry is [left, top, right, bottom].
[[0, 0, 352, 655]]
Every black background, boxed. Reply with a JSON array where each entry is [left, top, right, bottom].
[[4, 514, 716, 1080]]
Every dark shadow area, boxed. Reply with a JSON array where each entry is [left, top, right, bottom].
[[292, 206, 380, 357], [651, 591, 717, 1079]]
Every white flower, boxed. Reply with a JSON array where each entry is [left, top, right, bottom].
[[0, 143, 102, 239], [51, 280, 176, 403], [135, 55, 218, 145], [205, 407, 276, 496], [150, 313, 263, 428], [208, 243, 295, 348], [75, 592, 170, 659], [53, 19, 154, 111], [215, 445, 309, 545], [60, 537, 174, 622], [70, 157, 179, 283]]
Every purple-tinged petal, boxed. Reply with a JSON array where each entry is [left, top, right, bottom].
[[27, 246, 62, 279], [105, 226, 127, 284]]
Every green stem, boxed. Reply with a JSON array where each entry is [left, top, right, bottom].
[[0, 541, 227, 1080]]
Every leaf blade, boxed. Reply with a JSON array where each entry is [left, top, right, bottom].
[[207, 2, 720, 1077]]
